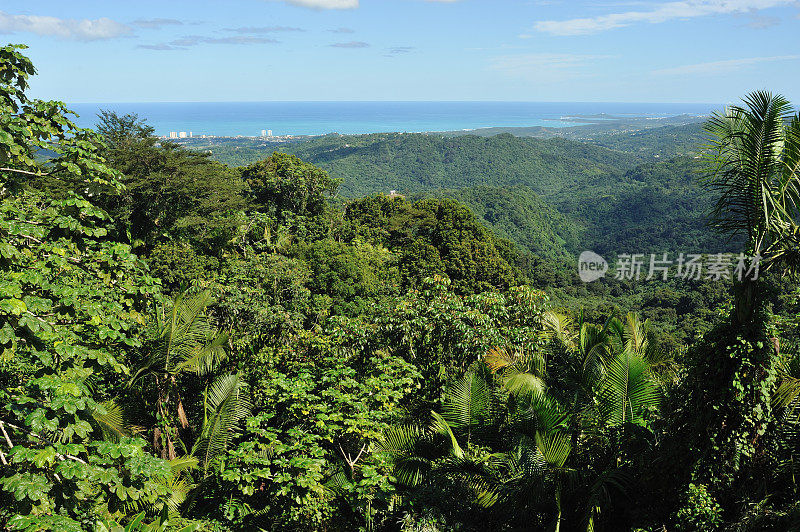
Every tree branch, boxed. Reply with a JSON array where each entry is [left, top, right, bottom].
[[1, 420, 87, 464], [0, 167, 49, 178]]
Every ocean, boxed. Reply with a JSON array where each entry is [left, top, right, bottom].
[[67, 101, 717, 138]]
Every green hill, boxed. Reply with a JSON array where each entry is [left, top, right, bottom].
[[589, 122, 707, 158], [419, 157, 738, 262], [421, 185, 581, 262], [282, 132, 641, 198], [555, 156, 740, 255]]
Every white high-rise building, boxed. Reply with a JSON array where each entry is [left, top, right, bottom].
[[169, 131, 178, 138], [189, 132, 193, 138], [267, 129, 273, 137], [261, 130, 267, 137], [179, 131, 187, 138]]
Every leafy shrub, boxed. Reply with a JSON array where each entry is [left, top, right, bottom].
[[674, 483, 723, 532]]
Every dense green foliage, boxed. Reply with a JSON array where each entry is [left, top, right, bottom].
[[423, 185, 580, 263], [283, 132, 641, 198], [0, 45, 174, 528], [590, 122, 706, 158], [3, 46, 800, 532]]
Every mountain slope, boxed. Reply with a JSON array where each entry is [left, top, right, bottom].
[[422, 185, 581, 262], [283, 132, 641, 198]]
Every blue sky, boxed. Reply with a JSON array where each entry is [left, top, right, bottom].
[[2, 0, 799, 103]]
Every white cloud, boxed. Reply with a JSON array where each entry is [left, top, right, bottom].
[[0, 10, 132, 41], [280, 0, 359, 8], [534, 0, 794, 35], [653, 54, 800, 75], [490, 53, 611, 82]]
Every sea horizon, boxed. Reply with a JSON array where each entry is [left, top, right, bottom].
[[67, 101, 718, 138]]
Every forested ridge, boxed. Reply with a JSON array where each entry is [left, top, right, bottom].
[[3, 44, 800, 532]]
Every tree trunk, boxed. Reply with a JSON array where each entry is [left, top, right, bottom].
[[733, 277, 759, 328]]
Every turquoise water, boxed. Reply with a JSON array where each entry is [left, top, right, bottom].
[[67, 101, 716, 137]]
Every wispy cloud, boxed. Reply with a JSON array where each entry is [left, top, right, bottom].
[[131, 18, 183, 29], [171, 35, 280, 46], [0, 10, 132, 41], [278, 0, 359, 9], [534, 0, 794, 35], [385, 46, 415, 57], [329, 41, 369, 48], [653, 54, 800, 75], [141, 34, 281, 49], [491, 53, 612, 82], [329, 27, 355, 33], [137, 43, 176, 50], [387, 46, 415, 55], [744, 12, 781, 27], [225, 26, 304, 33]]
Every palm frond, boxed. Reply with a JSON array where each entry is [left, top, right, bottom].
[[534, 430, 571, 469], [540, 310, 576, 349], [172, 329, 229, 377], [511, 390, 570, 437], [93, 399, 137, 442], [437, 455, 504, 508], [192, 373, 251, 475], [597, 351, 661, 427], [505, 371, 547, 399], [168, 454, 199, 475], [441, 370, 492, 445], [430, 411, 464, 459], [377, 423, 434, 487], [775, 346, 800, 421], [378, 411, 468, 488], [702, 91, 796, 254], [130, 290, 228, 386], [583, 469, 635, 532], [580, 322, 613, 383]]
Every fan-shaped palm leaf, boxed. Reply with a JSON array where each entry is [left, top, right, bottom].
[[541, 311, 576, 349]]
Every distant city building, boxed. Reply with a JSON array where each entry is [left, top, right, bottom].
[[179, 131, 187, 138], [267, 129, 273, 137], [169, 131, 178, 138], [189, 132, 193, 138], [261, 129, 267, 137]]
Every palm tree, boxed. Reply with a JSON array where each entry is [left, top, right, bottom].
[[381, 312, 665, 530], [129, 290, 230, 459], [116, 290, 250, 524], [703, 91, 800, 324]]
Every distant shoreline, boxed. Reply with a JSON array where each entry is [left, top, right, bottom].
[[164, 113, 707, 145], [68, 101, 714, 138]]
